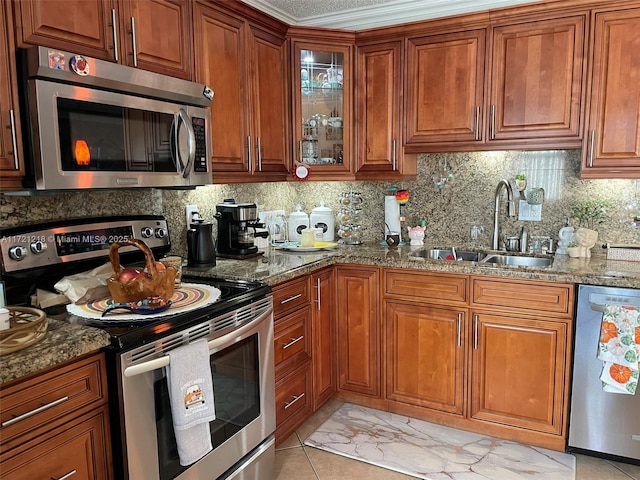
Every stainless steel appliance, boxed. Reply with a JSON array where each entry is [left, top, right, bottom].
[[568, 284, 640, 463], [0, 216, 275, 480], [214, 200, 267, 258], [13, 46, 213, 191]]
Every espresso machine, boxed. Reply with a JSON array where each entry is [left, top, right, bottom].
[[214, 199, 267, 258]]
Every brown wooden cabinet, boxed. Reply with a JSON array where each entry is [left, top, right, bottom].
[[406, 28, 486, 146], [336, 265, 381, 397], [289, 29, 355, 180], [0, 1, 24, 190], [14, 0, 192, 79], [0, 352, 112, 479], [582, 7, 640, 178], [469, 311, 569, 435], [405, 12, 586, 152], [355, 39, 416, 180], [194, 1, 289, 183], [386, 301, 466, 415], [310, 267, 336, 410]]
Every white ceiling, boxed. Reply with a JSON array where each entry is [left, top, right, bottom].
[[241, 0, 543, 30]]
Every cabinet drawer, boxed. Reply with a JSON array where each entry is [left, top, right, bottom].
[[385, 269, 468, 305], [274, 307, 312, 378], [273, 276, 310, 318], [0, 407, 112, 479], [471, 277, 573, 316], [275, 364, 312, 430], [0, 353, 107, 449]]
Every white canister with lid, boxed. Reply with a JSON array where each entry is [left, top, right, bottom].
[[310, 200, 335, 242], [288, 205, 309, 242]]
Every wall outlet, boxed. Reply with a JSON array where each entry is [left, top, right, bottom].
[[185, 204, 199, 226], [518, 200, 542, 221]]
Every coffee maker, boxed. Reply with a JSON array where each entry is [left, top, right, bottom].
[[214, 199, 267, 258]]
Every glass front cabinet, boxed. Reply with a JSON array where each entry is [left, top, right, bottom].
[[291, 39, 353, 180]]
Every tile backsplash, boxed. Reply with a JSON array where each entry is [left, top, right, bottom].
[[2, 149, 638, 257]]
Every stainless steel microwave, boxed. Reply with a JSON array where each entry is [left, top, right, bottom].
[[15, 47, 213, 191]]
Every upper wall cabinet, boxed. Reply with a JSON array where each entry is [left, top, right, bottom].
[[193, 1, 289, 183], [289, 30, 354, 181], [355, 40, 416, 180], [404, 12, 586, 152], [406, 29, 486, 146], [13, 0, 193, 79], [581, 7, 640, 179], [1, 1, 24, 190]]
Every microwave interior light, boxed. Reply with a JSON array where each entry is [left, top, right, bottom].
[[74, 139, 91, 165]]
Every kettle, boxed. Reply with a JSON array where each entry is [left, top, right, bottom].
[[187, 218, 216, 267]]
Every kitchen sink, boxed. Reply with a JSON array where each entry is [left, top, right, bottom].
[[415, 249, 481, 261], [413, 248, 553, 268], [480, 254, 553, 267]]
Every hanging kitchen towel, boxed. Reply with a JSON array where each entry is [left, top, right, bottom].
[[166, 338, 216, 465], [597, 304, 640, 395]]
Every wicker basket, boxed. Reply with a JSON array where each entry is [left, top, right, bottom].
[[0, 307, 48, 355], [106, 238, 177, 303]]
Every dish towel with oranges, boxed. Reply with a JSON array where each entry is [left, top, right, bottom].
[[597, 304, 639, 395]]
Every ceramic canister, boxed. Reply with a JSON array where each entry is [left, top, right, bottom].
[[310, 201, 335, 242], [288, 206, 309, 242]]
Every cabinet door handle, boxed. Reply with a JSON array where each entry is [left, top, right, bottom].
[[490, 105, 495, 140], [474, 106, 480, 141], [284, 392, 305, 409], [111, 9, 119, 62], [2, 396, 69, 428], [457, 313, 462, 347], [314, 278, 321, 310], [246, 135, 252, 172], [282, 335, 304, 349], [391, 139, 397, 171], [280, 293, 302, 304], [130, 17, 138, 67], [589, 129, 595, 168], [473, 314, 479, 350], [256, 137, 262, 171], [9, 110, 19, 170], [53, 470, 77, 480]]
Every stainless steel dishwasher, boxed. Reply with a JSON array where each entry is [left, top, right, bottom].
[[568, 284, 640, 462]]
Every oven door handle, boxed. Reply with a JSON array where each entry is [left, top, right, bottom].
[[123, 307, 271, 378]]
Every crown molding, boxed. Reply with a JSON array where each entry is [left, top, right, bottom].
[[241, 0, 543, 30]]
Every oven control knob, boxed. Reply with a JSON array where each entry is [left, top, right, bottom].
[[8, 246, 26, 261], [141, 227, 153, 238], [30, 241, 47, 254], [154, 227, 166, 239]]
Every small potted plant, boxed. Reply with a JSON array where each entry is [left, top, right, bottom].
[[570, 199, 609, 230]]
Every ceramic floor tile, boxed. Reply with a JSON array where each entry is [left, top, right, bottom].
[[277, 431, 302, 450], [607, 459, 640, 479], [574, 454, 638, 479], [305, 445, 415, 480], [274, 445, 318, 480]]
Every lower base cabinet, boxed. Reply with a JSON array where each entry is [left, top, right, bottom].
[[275, 363, 313, 442], [0, 352, 112, 479]]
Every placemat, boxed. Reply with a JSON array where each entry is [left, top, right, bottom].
[[67, 283, 221, 321]]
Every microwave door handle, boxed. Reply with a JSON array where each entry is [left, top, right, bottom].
[[176, 109, 196, 178], [169, 116, 180, 173]]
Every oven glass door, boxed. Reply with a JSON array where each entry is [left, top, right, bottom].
[[154, 334, 261, 480]]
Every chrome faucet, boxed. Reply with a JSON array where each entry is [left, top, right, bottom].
[[492, 180, 516, 250]]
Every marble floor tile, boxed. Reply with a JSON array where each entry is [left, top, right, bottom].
[[304, 403, 576, 480], [275, 401, 639, 480]]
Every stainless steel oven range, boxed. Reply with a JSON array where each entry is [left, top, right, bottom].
[[0, 216, 275, 480]]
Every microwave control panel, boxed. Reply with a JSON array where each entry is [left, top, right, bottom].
[[193, 117, 208, 173]]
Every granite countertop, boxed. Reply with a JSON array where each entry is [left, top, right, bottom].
[[184, 243, 640, 288], [2, 242, 638, 386], [0, 318, 111, 385]]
